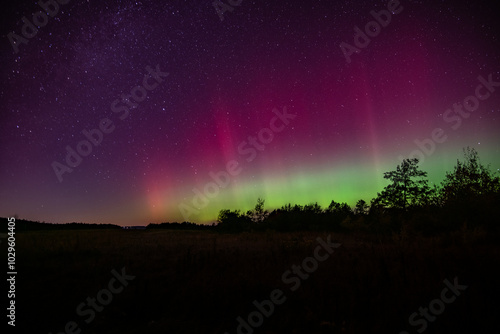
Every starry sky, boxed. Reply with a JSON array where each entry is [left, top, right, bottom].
[[0, 0, 499, 225]]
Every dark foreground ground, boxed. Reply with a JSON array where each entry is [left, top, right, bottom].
[[8, 229, 500, 333]]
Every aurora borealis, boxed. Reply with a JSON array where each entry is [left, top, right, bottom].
[[0, 0, 499, 225]]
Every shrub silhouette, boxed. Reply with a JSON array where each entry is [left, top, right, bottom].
[[439, 147, 500, 230]]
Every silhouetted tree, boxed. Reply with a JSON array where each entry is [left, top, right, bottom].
[[425, 184, 443, 207], [376, 158, 430, 210], [324, 200, 351, 229], [246, 198, 269, 223], [303, 202, 323, 215], [325, 200, 351, 216], [217, 209, 250, 232], [439, 147, 500, 229], [354, 199, 369, 215], [440, 147, 500, 205]]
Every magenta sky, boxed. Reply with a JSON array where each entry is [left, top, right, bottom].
[[1, 0, 499, 225]]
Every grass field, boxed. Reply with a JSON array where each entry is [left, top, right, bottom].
[[13, 229, 500, 333]]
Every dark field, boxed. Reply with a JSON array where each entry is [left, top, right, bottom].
[[13, 229, 500, 333]]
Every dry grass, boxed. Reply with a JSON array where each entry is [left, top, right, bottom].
[[14, 229, 500, 333]]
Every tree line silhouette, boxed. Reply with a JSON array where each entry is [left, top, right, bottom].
[[215, 147, 500, 235], [3, 147, 498, 235], [0, 219, 122, 231]]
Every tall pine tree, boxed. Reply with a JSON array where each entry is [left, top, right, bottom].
[[376, 158, 430, 210]]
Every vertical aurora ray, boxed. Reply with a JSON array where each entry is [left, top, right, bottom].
[[0, 0, 498, 225]]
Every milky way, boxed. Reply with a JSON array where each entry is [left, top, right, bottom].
[[1, 0, 499, 225]]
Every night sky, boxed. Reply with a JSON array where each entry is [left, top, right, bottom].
[[1, 0, 499, 225]]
